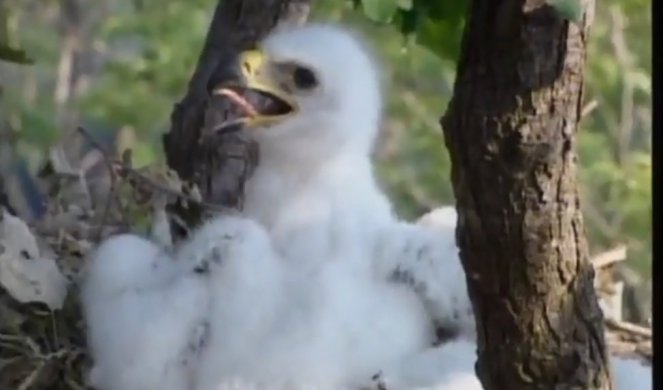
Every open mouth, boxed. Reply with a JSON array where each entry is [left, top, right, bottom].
[[210, 86, 294, 133]]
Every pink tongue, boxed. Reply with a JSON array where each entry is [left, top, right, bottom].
[[213, 88, 258, 117]]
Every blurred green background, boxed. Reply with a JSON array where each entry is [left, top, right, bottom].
[[0, 1, 651, 283]]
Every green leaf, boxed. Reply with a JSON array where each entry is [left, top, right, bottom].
[[397, 0, 413, 10], [361, 0, 399, 22], [415, 0, 468, 21], [396, 8, 419, 36], [416, 15, 464, 61], [0, 44, 33, 64], [547, 0, 582, 23]]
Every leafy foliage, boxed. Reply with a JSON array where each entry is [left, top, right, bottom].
[[353, 0, 468, 61], [360, 0, 401, 23]]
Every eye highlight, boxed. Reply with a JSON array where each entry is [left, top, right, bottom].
[[293, 66, 317, 90]]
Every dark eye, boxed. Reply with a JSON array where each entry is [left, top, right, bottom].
[[293, 66, 317, 90]]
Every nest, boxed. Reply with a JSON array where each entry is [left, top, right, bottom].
[[0, 130, 652, 389], [0, 128, 196, 389]]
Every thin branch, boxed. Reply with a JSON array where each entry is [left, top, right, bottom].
[[76, 126, 124, 241], [591, 245, 627, 269], [580, 99, 599, 119], [114, 161, 234, 214], [605, 318, 652, 339]]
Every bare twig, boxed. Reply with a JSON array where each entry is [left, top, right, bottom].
[[580, 99, 599, 119], [591, 245, 628, 269], [605, 318, 653, 339], [114, 161, 233, 214], [76, 126, 122, 241], [16, 360, 45, 390]]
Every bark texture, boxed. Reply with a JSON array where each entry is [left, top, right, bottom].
[[163, 0, 310, 235], [441, 0, 612, 388]]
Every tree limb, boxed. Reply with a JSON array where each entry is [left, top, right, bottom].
[[441, 0, 611, 388]]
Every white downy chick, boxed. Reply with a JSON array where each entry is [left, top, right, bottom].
[[379, 206, 476, 340], [192, 24, 480, 388], [81, 234, 209, 390], [196, 24, 436, 388]]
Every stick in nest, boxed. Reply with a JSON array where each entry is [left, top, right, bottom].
[[76, 126, 235, 219]]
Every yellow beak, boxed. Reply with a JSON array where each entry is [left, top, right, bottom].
[[212, 49, 296, 129]]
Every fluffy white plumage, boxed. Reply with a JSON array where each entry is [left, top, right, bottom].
[[81, 23, 651, 390], [82, 234, 209, 389]]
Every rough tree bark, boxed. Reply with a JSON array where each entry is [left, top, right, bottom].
[[441, 0, 612, 389], [162, 0, 310, 236]]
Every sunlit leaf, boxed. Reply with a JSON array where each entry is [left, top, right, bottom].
[[629, 70, 651, 94], [397, 0, 413, 10], [361, 0, 399, 22], [415, 15, 464, 61]]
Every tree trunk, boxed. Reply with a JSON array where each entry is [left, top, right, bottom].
[[162, 0, 310, 237], [441, 0, 611, 389]]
